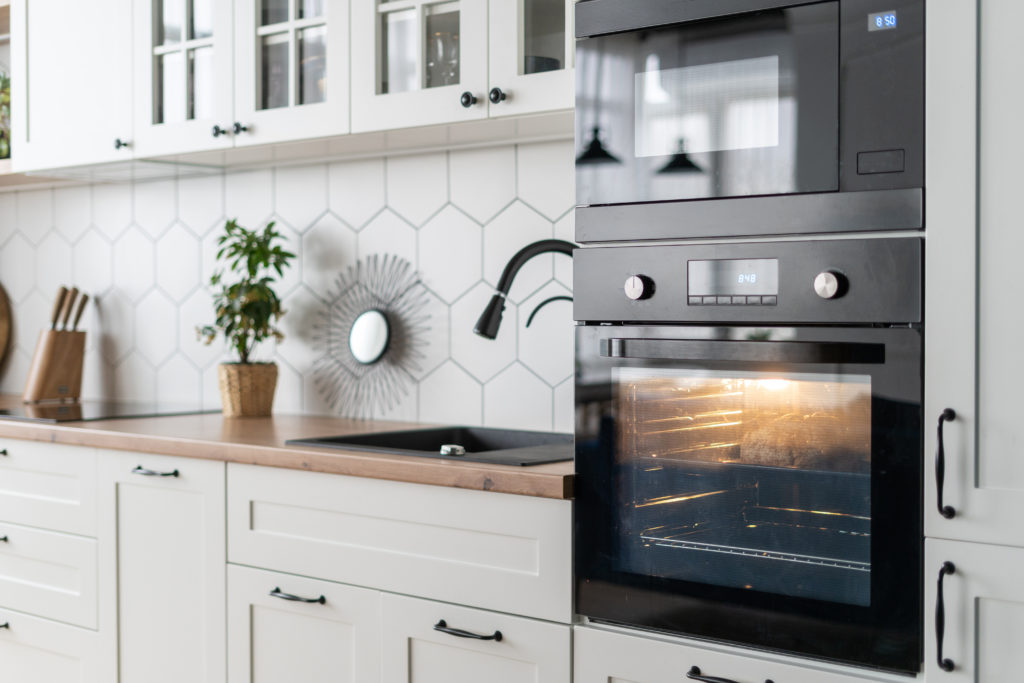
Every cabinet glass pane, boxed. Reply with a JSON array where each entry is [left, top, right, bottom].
[[425, 5, 459, 89], [189, 47, 214, 119], [299, 0, 325, 19], [380, 9, 417, 94], [522, 0, 564, 74], [299, 26, 327, 105], [262, 0, 289, 26], [159, 0, 185, 44], [190, 0, 213, 39], [261, 33, 290, 109], [156, 51, 186, 124]]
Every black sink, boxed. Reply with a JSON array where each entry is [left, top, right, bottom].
[[286, 427, 574, 466]]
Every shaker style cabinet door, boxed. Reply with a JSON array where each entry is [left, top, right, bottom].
[[925, 538, 1024, 682], [131, 0, 235, 156], [98, 451, 226, 683], [233, 0, 350, 146], [0, 609, 111, 683], [351, 0, 488, 132], [10, 0, 133, 171], [925, 0, 1024, 547], [486, 0, 573, 118], [227, 564, 382, 683]]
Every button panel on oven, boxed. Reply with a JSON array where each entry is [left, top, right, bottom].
[[688, 296, 777, 305]]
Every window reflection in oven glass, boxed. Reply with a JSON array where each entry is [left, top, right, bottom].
[[615, 369, 871, 606]]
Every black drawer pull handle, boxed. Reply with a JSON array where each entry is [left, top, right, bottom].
[[269, 587, 325, 604], [936, 408, 957, 519], [0, 448, 7, 456], [0, 536, 7, 543], [936, 561, 956, 672], [132, 465, 179, 477], [0, 621, 8, 629], [686, 666, 757, 683], [433, 619, 502, 642]]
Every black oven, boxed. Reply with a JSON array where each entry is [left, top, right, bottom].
[[574, 0, 924, 241], [573, 237, 923, 672]]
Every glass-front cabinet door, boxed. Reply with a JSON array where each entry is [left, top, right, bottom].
[[133, 0, 234, 156], [233, 0, 349, 146], [351, 0, 487, 132]]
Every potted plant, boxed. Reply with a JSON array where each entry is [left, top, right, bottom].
[[198, 219, 295, 417]]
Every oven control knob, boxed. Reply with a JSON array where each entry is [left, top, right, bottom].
[[813, 270, 846, 299], [624, 275, 653, 301]]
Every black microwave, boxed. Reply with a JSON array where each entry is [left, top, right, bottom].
[[574, 0, 924, 242]]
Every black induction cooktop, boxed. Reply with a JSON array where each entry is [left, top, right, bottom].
[[0, 400, 217, 423]]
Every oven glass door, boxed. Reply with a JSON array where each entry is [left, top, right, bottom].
[[576, 2, 839, 207], [574, 325, 921, 672]]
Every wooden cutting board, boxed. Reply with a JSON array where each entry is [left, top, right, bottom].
[[0, 282, 10, 366]]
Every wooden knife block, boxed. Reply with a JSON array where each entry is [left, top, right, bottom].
[[23, 329, 86, 403]]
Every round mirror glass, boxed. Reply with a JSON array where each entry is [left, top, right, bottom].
[[349, 309, 390, 365]]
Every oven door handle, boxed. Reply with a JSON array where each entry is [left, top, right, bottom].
[[600, 338, 885, 365]]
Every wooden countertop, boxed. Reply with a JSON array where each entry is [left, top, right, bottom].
[[0, 396, 574, 499]]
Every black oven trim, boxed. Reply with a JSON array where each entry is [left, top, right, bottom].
[[577, 0, 828, 38]]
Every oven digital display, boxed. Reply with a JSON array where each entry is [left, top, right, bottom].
[[688, 258, 779, 296], [868, 10, 897, 31]]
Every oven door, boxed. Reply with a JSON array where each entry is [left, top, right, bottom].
[[574, 324, 922, 673]]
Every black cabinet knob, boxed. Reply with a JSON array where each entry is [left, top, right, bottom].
[[114, 138, 130, 150], [233, 122, 249, 135], [488, 87, 506, 104], [212, 125, 228, 138], [460, 91, 478, 108]]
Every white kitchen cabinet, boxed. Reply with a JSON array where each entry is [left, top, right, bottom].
[[10, 0, 133, 171], [0, 438, 97, 536], [925, 538, 1024, 682], [351, 0, 572, 132], [924, 0, 1024, 547], [98, 450, 225, 683], [227, 564, 381, 683], [0, 608, 110, 683], [381, 593, 570, 683]]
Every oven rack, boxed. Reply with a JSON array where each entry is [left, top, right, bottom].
[[640, 534, 870, 572]]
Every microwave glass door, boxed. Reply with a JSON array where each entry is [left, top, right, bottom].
[[576, 2, 839, 207]]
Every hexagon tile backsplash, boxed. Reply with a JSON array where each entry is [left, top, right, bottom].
[[0, 140, 576, 431]]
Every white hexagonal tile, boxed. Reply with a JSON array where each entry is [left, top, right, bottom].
[[358, 209, 416, 266], [35, 231, 73, 299], [275, 164, 328, 232], [270, 219, 302, 297], [0, 193, 16, 245], [200, 229, 221, 286], [113, 226, 156, 301], [301, 214, 357, 296], [271, 359, 303, 414], [15, 290, 51, 353], [386, 152, 447, 226], [16, 189, 54, 242], [94, 290, 135, 364], [79, 345, 113, 400], [225, 169, 274, 228], [179, 287, 226, 369], [418, 205, 480, 304], [517, 140, 574, 221], [450, 281, 516, 383], [53, 185, 93, 242], [418, 361, 482, 426], [407, 288, 449, 381], [93, 183, 133, 240], [483, 201, 553, 303], [134, 290, 177, 365], [116, 352, 156, 403], [302, 371, 334, 416], [156, 223, 200, 302], [156, 353, 201, 405], [201, 363, 222, 411], [450, 146, 515, 223], [277, 286, 324, 373], [0, 347, 32, 394], [133, 179, 177, 238], [328, 157, 386, 230], [0, 233, 36, 302], [553, 210, 574, 289], [553, 378, 574, 434], [73, 230, 114, 296], [178, 173, 225, 235], [518, 280, 574, 386], [483, 363, 553, 431]]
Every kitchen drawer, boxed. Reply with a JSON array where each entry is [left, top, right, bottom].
[[0, 521, 97, 629], [227, 564, 381, 683], [0, 607, 113, 683], [0, 439, 97, 536], [381, 593, 571, 683], [573, 626, 905, 683], [227, 463, 572, 623]]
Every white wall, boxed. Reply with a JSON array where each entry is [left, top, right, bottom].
[[0, 140, 576, 431]]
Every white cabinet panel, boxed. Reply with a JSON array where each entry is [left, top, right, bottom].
[[227, 564, 381, 683], [0, 439, 97, 536], [99, 451, 225, 683], [0, 521, 97, 629], [925, 538, 1024, 682], [227, 463, 572, 623], [0, 608, 113, 683], [382, 593, 570, 683]]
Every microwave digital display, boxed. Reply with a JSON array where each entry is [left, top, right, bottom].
[[868, 10, 898, 31], [688, 258, 779, 296]]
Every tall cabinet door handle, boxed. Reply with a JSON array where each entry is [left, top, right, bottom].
[[268, 587, 325, 604], [936, 408, 957, 519], [131, 465, 179, 477], [433, 619, 502, 641], [936, 561, 956, 672], [685, 666, 741, 683]]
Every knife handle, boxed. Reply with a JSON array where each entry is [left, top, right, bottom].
[[50, 286, 68, 330], [71, 294, 90, 331], [59, 288, 79, 330]]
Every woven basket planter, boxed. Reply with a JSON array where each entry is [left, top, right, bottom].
[[217, 362, 278, 417]]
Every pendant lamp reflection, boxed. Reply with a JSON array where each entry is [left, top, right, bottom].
[[576, 126, 621, 165], [657, 139, 703, 174]]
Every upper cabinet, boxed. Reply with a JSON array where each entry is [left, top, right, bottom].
[[11, 0, 133, 172], [351, 0, 573, 133]]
